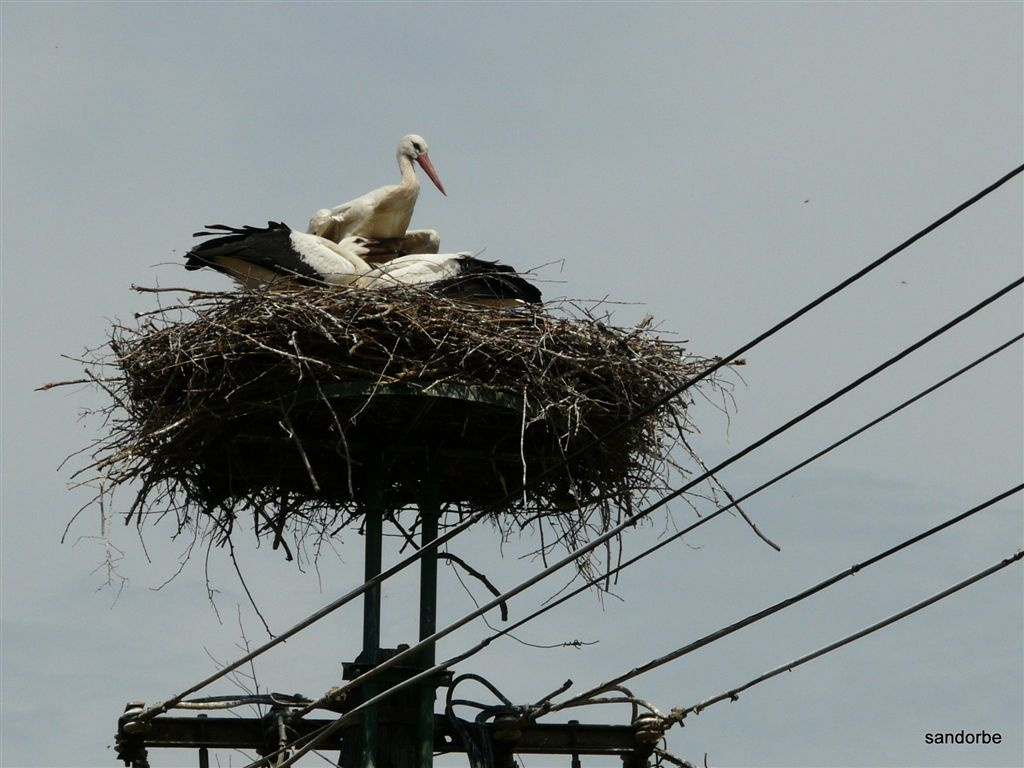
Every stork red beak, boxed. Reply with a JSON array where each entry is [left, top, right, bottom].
[[416, 154, 446, 196]]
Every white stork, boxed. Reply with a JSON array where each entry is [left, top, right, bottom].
[[307, 134, 446, 244], [185, 223, 542, 305], [186, 222, 372, 289], [357, 253, 543, 305]]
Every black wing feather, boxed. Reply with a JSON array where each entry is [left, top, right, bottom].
[[428, 257, 542, 304], [185, 221, 322, 282]]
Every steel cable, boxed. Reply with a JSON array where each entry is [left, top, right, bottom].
[[666, 550, 1023, 722], [552, 484, 1023, 711], [483, 332, 1024, 661]]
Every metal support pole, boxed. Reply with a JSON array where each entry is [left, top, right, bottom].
[[360, 464, 385, 768], [362, 506, 383, 663], [197, 714, 209, 768], [416, 473, 440, 768]]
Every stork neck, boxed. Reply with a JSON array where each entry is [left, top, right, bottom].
[[329, 243, 373, 275], [397, 152, 420, 189], [349, 252, 373, 274]]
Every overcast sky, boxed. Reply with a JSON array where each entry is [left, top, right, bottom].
[[2, 2, 1022, 767]]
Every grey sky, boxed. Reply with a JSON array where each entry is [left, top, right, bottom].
[[2, 2, 1022, 767]]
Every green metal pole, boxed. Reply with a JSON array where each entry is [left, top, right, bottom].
[[362, 507, 382, 662], [360, 465, 384, 768], [416, 473, 440, 768]]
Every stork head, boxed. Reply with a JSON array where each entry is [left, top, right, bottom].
[[399, 134, 446, 196], [307, 208, 334, 238], [338, 235, 373, 259]]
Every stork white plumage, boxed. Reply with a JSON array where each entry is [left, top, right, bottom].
[[357, 253, 543, 305], [186, 222, 372, 289], [185, 222, 543, 304], [308, 134, 446, 243]]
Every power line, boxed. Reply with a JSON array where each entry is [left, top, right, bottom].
[[254, 487, 1024, 768], [610, 274, 1022, 526], [130, 163, 1024, 725], [665, 549, 1023, 723], [441, 331, 1024, 682], [551, 484, 1023, 711], [247, 281, 1022, 767], [568, 162, 1024, 461]]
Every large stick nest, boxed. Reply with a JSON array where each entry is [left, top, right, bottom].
[[59, 285, 740, 571]]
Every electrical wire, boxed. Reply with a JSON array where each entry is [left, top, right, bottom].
[[665, 550, 1024, 723], [173, 693, 313, 711], [551, 162, 1024, 468], [244, 282, 1022, 767], [444, 674, 515, 768], [481, 332, 1024, 672], [551, 483, 1023, 711], [129, 163, 1023, 726], [260, 480, 1021, 768]]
